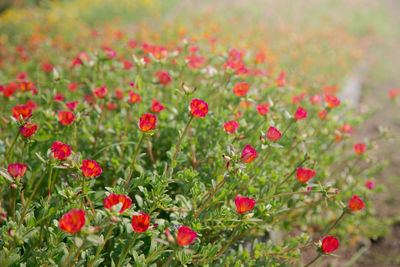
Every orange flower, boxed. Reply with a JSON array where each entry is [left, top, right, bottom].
[[348, 194, 365, 211], [139, 113, 156, 132], [20, 123, 38, 137], [275, 71, 286, 87], [318, 109, 327, 120], [233, 82, 250, 97], [59, 209, 85, 234], [296, 167, 316, 183], [131, 212, 150, 233], [81, 159, 102, 177], [324, 94, 340, 108], [241, 145, 258, 163], [128, 91, 142, 104], [123, 60, 134, 70], [224, 120, 239, 134], [309, 94, 321, 105], [294, 105, 307, 121], [115, 88, 124, 100], [58, 111, 75, 125], [176, 226, 197, 246], [104, 193, 132, 213], [256, 103, 269, 116], [190, 99, 208, 118], [235, 196, 255, 214], [155, 70, 172, 85], [151, 100, 165, 113], [267, 126, 282, 141], [51, 141, 72, 160], [8, 163, 28, 178], [321, 236, 339, 253], [19, 81, 34, 92], [354, 143, 366, 155], [94, 86, 107, 98], [12, 104, 32, 120]]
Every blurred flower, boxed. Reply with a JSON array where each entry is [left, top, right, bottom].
[[296, 167, 316, 183], [8, 163, 28, 178], [81, 159, 102, 177], [151, 100, 165, 113], [20, 123, 38, 137], [26, 100, 37, 111], [155, 70, 172, 85], [190, 99, 208, 118], [235, 196, 255, 213], [233, 82, 250, 97], [68, 83, 78, 92], [292, 93, 306, 104], [65, 101, 78, 111], [348, 195, 365, 211], [115, 88, 124, 100], [123, 60, 134, 70], [58, 111, 75, 125], [104, 193, 132, 213], [51, 141, 72, 160], [256, 103, 269, 116], [94, 86, 107, 98], [176, 226, 197, 246], [354, 143, 366, 155], [106, 102, 118, 110], [294, 105, 307, 120], [365, 180, 375, 190], [224, 120, 239, 134], [139, 113, 156, 132], [321, 236, 339, 253], [54, 93, 65, 102], [131, 212, 150, 233], [59, 209, 85, 234], [309, 94, 321, 105], [12, 104, 32, 120], [389, 88, 399, 99], [103, 46, 116, 59], [318, 109, 327, 120], [241, 145, 258, 163], [19, 81, 34, 92], [275, 71, 286, 87], [42, 62, 53, 73], [128, 91, 142, 103], [267, 126, 282, 141], [324, 94, 340, 108]]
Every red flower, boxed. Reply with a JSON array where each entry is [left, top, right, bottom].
[[58, 111, 75, 125], [176, 226, 197, 246], [128, 91, 142, 104], [68, 83, 78, 92], [51, 141, 72, 160], [348, 194, 365, 211], [12, 105, 32, 120], [321, 236, 339, 253], [296, 167, 316, 183], [115, 88, 124, 100], [318, 109, 327, 120], [294, 105, 307, 121], [389, 88, 399, 99], [59, 209, 85, 234], [131, 212, 150, 233], [54, 93, 64, 102], [235, 196, 256, 213], [275, 71, 286, 87], [241, 145, 258, 163], [103, 46, 116, 59], [255, 51, 266, 63], [123, 60, 134, 70], [26, 100, 37, 111], [65, 101, 78, 111], [42, 62, 53, 73], [309, 94, 321, 105], [190, 98, 208, 118], [106, 102, 118, 110], [256, 103, 269, 116], [354, 143, 366, 155], [151, 100, 165, 113], [8, 163, 28, 178], [81, 159, 102, 177], [224, 120, 239, 134], [94, 86, 107, 98], [155, 70, 172, 85], [324, 94, 340, 108], [19, 81, 34, 92], [20, 123, 38, 137], [233, 82, 250, 97], [104, 193, 132, 213], [365, 180, 375, 190], [267, 126, 282, 141], [139, 113, 156, 132]]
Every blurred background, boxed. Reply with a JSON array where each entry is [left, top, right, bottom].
[[1, 0, 399, 265]]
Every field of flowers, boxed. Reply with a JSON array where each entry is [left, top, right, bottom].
[[0, 0, 398, 266]]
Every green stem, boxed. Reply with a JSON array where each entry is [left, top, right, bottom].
[[165, 115, 193, 177], [88, 224, 115, 267], [304, 253, 322, 267], [124, 133, 145, 189], [145, 245, 168, 263], [3, 131, 20, 165], [161, 251, 175, 267], [47, 167, 54, 202], [257, 190, 323, 203], [18, 167, 49, 226], [117, 233, 139, 267], [323, 210, 346, 236]]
